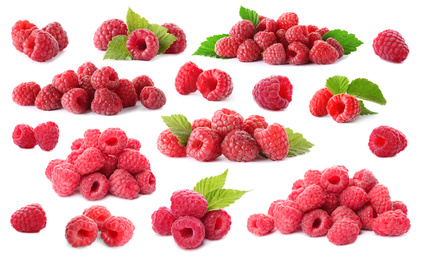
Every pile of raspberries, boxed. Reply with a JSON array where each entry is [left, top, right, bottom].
[[247, 165, 410, 245], [12, 61, 166, 115], [215, 12, 343, 65], [11, 20, 68, 62], [45, 127, 156, 200]]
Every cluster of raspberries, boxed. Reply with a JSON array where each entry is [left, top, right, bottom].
[[151, 189, 231, 249], [45, 127, 155, 200], [158, 108, 289, 162], [11, 20, 68, 62], [66, 205, 134, 247], [247, 165, 410, 245], [215, 12, 343, 65], [93, 19, 186, 59], [12, 121, 59, 151], [12, 61, 166, 115]]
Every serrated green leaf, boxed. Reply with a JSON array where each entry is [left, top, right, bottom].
[[205, 188, 250, 211], [147, 23, 177, 55], [286, 128, 314, 158], [322, 29, 363, 55], [193, 34, 231, 59], [325, 75, 350, 95], [103, 35, 133, 60], [239, 6, 260, 27], [347, 78, 387, 105], [161, 114, 192, 146], [359, 100, 378, 115], [126, 7, 149, 34], [193, 169, 228, 196]]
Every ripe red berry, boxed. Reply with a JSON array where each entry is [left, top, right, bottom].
[[11, 20, 38, 52], [215, 36, 241, 58], [10, 203, 47, 233], [126, 29, 159, 61], [368, 125, 407, 157], [93, 19, 128, 51], [301, 209, 331, 237], [175, 61, 203, 95], [61, 88, 90, 114], [171, 216, 205, 249], [170, 189, 208, 219], [373, 210, 410, 236], [108, 169, 139, 200], [285, 25, 309, 46], [23, 29, 59, 62], [273, 203, 303, 234], [242, 115, 268, 136], [12, 124, 37, 149], [140, 86, 167, 109], [201, 209, 232, 240], [34, 121, 59, 151], [253, 123, 289, 161], [162, 23, 187, 54], [113, 79, 137, 108], [12, 82, 41, 106], [77, 61, 98, 78], [152, 207, 176, 236], [221, 130, 260, 162], [237, 39, 262, 62], [286, 41, 310, 65], [91, 88, 123, 116], [309, 87, 334, 117], [133, 75, 155, 97], [276, 12, 299, 30], [252, 75, 293, 110], [65, 215, 98, 247], [263, 43, 286, 65], [373, 29, 409, 63], [157, 129, 187, 157], [327, 218, 360, 245], [253, 31, 277, 51], [211, 108, 244, 137], [134, 170, 156, 194], [247, 213, 274, 236], [91, 66, 119, 90], [309, 40, 340, 65], [100, 216, 135, 247], [229, 20, 255, 41], [98, 127, 128, 155], [326, 93, 361, 123], [82, 205, 112, 229], [196, 69, 233, 101], [42, 21, 68, 51]]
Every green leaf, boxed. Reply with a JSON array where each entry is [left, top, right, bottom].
[[322, 29, 363, 55], [239, 6, 260, 27], [359, 100, 378, 115], [193, 169, 228, 196], [347, 78, 387, 105], [146, 23, 177, 55], [161, 114, 192, 146], [126, 7, 149, 34], [205, 188, 250, 211], [286, 128, 314, 158], [103, 35, 133, 60], [325, 75, 350, 95], [192, 34, 231, 59]]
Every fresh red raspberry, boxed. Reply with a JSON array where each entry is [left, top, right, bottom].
[[268, 199, 297, 217], [117, 149, 150, 174], [326, 38, 344, 58], [392, 201, 408, 215], [285, 25, 309, 45], [61, 88, 89, 114], [52, 165, 81, 197], [301, 209, 331, 237], [34, 121, 59, 151], [83, 205, 112, 229], [308, 31, 322, 48], [172, 216, 205, 249], [215, 36, 241, 58], [263, 43, 286, 65], [356, 204, 377, 230], [309, 87, 334, 117], [252, 75, 293, 110], [52, 70, 79, 94], [373, 210, 410, 236], [10, 203, 46, 233], [368, 125, 407, 157], [140, 86, 167, 109], [77, 61, 98, 79], [242, 115, 268, 136], [66, 149, 85, 165], [108, 169, 140, 200], [100, 216, 135, 247], [292, 179, 305, 190], [321, 165, 349, 194], [316, 27, 330, 36], [309, 40, 340, 65], [74, 147, 105, 175], [295, 184, 326, 212], [91, 88, 123, 115], [93, 19, 128, 51], [35, 84, 62, 111], [71, 139, 84, 150], [253, 31, 277, 51], [286, 41, 310, 65], [126, 138, 141, 151], [339, 186, 369, 211], [98, 128, 128, 155], [331, 205, 362, 229], [112, 79, 137, 108], [134, 170, 156, 194], [326, 93, 361, 123], [237, 39, 262, 62], [82, 128, 101, 149], [45, 159, 65, 181], [327, 218, 360, 245], [11, 20, 38, 52], [221, 130, 260, 162], [201, 209, 232, 240], [162, 23, 187, 54], [276, 12, 299, 30], [211, 108, 244, 137], [126, 29, 159, 60], [196, 69, 233, 101], [133, 75, 154, 97], [78, 75, 96, 102], [373, 29, 409, 63], [175, 61, 203, 95], [12, 82, 41, 106], [247, 213, 274, 236], [321, 194, 339, 215], [152, 207, 177, 236], [287, 187, 305, 201], [186, 127, 222, 161], [275, 29, 289, 48], [229, 20, 255, 41], [352, 168, 379, 193], [157, 129, 187, 157], [192, 118, 212, 130], [256, 18, 278, 33], [65, 215, 98, 247], [79, 172, 109, 201], [170, 189, 208, 219], [303, 169, 322, 187], [99, 154, 118, 178], [91, 66, 119, 90], [23, 29, 59, 62], [42, 22, 68, 51], [368, 184, 392, 214], [273, 203, 303, 234], [254, 123, 289, 161], [12, 124, 37, 149]]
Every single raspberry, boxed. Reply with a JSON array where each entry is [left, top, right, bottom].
[[82, 128, 101, 149], [368, 125, 407, 157], [295, 184, 326, 212], [12, 124, 37, 149], [192, 118, 212, 130], [339, 186, 369, 211], [327, 218, 360, 245], [83, 205, 112, 229], [254, 123, 289, 161], [140, 86, 167, 109], [42, 21, 68, 51], [66, 149, 85, 165], [91, 88, 123, 115], [392, 201, 408, 215], [35, 84, 62, 111], [65, 215, 98, 247], [186, 127, 222, 162], [309, 40, 340, 65], [275, 29, 289, 48], [134, 170, 156, 194], [34, 121, 59, 151], [93, 19, 128, 51], [273, 204, 303, 234], [252, 75, 293, 111], [117, 149, 150, 174], [215, 36, 241, 58], [152, 207, 177, 236], [286, 41, 310, 65], [10, 203, 46, 233], [256, 18, 278, 33], [174, 61, 203, 95], [268, 200, 297, 217], [23, 29, 59, 62], [221, 130, 260, 162], [100, 216, 135, 247], [247, 213, 274, 236], [211, 108, 244, 137], [316, 27, 330, 36], [309, 87, 334, 117], [11, 20, 38, 52], [373, 210, 410, 236], [373, 29, 409, 63], [77, 61, 98, 78], [326, 93, 361, 123], [61, 88, 89, 114], [292, 179, 305, 190], [276, 12, 299, 30], [229, 20, 255, 41], [113, 79, 137, 108], [301, 209, 331, 237], [201, 209, 232, 240], [108, 169, 140, 200], [133, 75, 154, 97], [170, 189, 208, 219], [321, 194, 339, 215], [12, 82, 41, 106], [308, 31, 322, 49], [242, 115, 268, 136], [71, 139, 84, 150], [331, 205, 362, 229], [52, 70, 79, 94], [126, 29, 159, 60], [172, 216, 205, 249], [237, 39, 262, 62], [368, 184, 392, 214], [99, 154, 118, 178], [321, 165, 350, 194], [263, 43, 286, 65], [51, 165, 81, 197], [326, 38, 344, 58], [157, 129, 187, 157], [74, 147, 105, 175], [78, 75, 96, 102], [90, 66, 119, 90], [196, 69, 233, 101], [45, 159, 65, 181], [285, 25, 309, 45], [356, 204, 377, 230], [126, 138, 141, 151], [352, 168, 379, 193], [162, 23, 187, 54], [253, 31, 277, 51], [79, 172, 109, 200], [98, 128, 128, 155], [303, 170, 322, 187]]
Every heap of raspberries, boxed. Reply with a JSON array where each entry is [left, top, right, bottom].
[[45, 127, 156, 200], [247, 166, 410, 245]]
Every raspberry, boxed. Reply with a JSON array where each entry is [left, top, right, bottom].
[[126, 138, 141, 151], [287, 187, 305, 201], [162, 23, 187, 54], [321, 194, 339, 215], [78, 75, 96, 102], [309, 40, 340, 65], [263, 43, 286, 65], [10, 203, 46, 233], [268, 200, 296, 217], [201, 209, 232, 240], [247, 213, 274, 236], [326, 93, 361, 123], [253, 123, 289, 161], [192, 118, 212, 130], [126, 29, 159, 60], [276, 12, 298, 30], [172, 216, 205, 249], [292, 179, 305, 190], [23, 29, 59, 62], [273, 204, 303, 234], [11, 20, 38, 52], [117, 149, 150, 174], [12, 82, 41, 106], [252, 75, 293, 111], [93, 19, 128, 51], [77, 61, 98, 78], [12, 124, 37, 149], [196, 69, 233, 101], [308, 32, 322, 49], [316, 27, 330, 36], [392, 201, 408, 215], [303, 170, 322, 187], [352, 168, 379, 193], [326, 38, 344, 58], [301, 209, 331, 237], [74, 147, 105, 175], [79, 173, 109, 201], [34, 121, 59, 151], [339, 186, 369, 211], [285, 25, 309, 45], [321, 165, 349, 194], [45, 159, 65, 181], [157, 129, 187, 157], [42, 21, 68, 51], [152, 207, 177, 236], [131, 75, 153, 98], [91, 88, 123, 115], [66, 149, 84, 165], [99, 154, 118, 178], [356, 204, 377, 230], [309, 87, 334, 117], [331, 205, 362, 229], [71, 139, 84, 150], [109, 169, 140, 200], [368, 125, 407, 157], [186, 127, 222, 162], [100, 216, 135, 247], [373, 210, 410, 236], [82, 205, 111, 230], [242, 115, 268, 136], [113, 79, 137, 108], [51, 165, 81, 197], [134, 170, 156, 194], [221, 130, 260, 162], [65, 215, 98, 247], [140, 86, 167, 109], [327, 218, 360, 245], [253, 31, 277, 51], [275, 29, 289, 48], [91, 66, 119, 90], [215, 36, 241, 58], [368, 184, 392, 214], [174, 61, 203, 95], [286, 42, 310, 65], [229, 20, 255, 41], [98, 128, 128, 155], [295, 184, 326, 212], [373, 29, 409, 63], [211, 108, 244, 137], [237, 39, 262, 62], [82, 128, 101, 149], [61, 88, 89, 114], [52, 70, 79, 94], [256, 18, 278, 33], [170, 190, 208, 219], [35, 84, 62, 111]]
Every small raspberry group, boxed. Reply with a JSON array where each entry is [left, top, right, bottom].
[[12, 121, 59, 151]]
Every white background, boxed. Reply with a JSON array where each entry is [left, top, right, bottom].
[[1, 0, 423, 259]]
